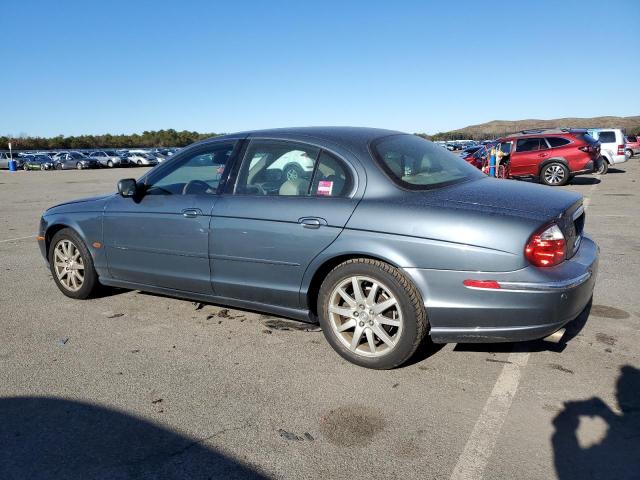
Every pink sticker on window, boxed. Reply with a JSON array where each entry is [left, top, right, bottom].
[[317, 180, 333, 196]]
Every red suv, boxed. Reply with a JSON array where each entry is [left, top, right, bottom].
[[491, 129, 601, 186]]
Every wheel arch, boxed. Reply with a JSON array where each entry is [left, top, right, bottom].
[[303, 253, 402, 317], [537, 157, 568, 175]]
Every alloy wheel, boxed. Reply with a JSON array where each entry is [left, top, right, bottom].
[[328, 276, 402, 357], [544, 165, 565, 185], [53, 239, 85, 292]]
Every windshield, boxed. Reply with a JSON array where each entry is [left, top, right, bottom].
[[70, 152, 86, 159], [372, 135, 484, 189]]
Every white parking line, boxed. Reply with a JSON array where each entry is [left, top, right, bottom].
[[451, 188, 597, 480], [450, 351, 530, 480], [0, 235, 36, 243]]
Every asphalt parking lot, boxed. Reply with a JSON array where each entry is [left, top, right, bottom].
[[1, 164, 639, 479]]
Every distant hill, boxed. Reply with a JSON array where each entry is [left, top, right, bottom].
[[424, 116, 640, 140]]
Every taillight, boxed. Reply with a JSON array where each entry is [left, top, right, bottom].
[[525, 224, 566, 267], [617, 145, 625, 155]]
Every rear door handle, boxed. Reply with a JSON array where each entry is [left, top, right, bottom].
[[298, 217, 327, 229], [182, 208, 202, 218], [538, 153, 548, 157]]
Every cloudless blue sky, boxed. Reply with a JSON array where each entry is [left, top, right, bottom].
[[1, 0, 639, 137]]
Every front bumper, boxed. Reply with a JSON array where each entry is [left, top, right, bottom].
[[404, 235, 598, 343]]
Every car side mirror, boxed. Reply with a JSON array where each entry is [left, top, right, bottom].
[[117, 178, 138, 197]]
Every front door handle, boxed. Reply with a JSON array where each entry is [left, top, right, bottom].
[[298, 217, 327, 229], [182, 208, 202, 218]]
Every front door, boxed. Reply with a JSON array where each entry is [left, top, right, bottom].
[[210, 139, 360, 309], [103, 140, 239, 294]]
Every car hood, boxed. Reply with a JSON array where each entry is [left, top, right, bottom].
[[44, 193, 114, 215]]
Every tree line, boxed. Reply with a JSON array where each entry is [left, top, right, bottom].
[[0, 129, 220, 151]]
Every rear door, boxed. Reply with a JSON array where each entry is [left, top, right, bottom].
[[510, 137, 546, 176], [210, 138, 360, 309]]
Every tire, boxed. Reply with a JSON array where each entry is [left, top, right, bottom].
[[317, 258, 428, 369], [76, 162, 83, 170], [137, 160, 143, 166], [23, 164, 29, 171], [596, 157, 609, 175], [283, 164, 304, 182], [49, 228, 99, 299], [107, 160, 114, 168], [625, 149, 632, 159], [540, 162, 569, 186]]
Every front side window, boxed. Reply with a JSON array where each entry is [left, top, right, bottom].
[[145, 142, 236, 195], [372, 134, 483, 189]]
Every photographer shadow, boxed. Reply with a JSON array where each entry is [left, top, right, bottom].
[[552, 365, 640, 479]]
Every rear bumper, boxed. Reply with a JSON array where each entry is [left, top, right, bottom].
[[572, 159, 595, 176], [404, 235, 598, 343]]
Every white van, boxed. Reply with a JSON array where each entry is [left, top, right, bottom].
[[587, 128, 627, 174]]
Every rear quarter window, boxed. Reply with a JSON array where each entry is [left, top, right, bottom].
[[546, 137, 571, 148], [372, 135, 483, 190]]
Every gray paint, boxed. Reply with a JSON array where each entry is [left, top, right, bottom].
[[39, 127, 598, 343]]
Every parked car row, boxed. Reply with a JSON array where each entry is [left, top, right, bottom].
[[456, 127, 634, 186], [0, 148, 179, 170]]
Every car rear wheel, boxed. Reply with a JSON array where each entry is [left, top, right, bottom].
[[23, 164, 29, 171], [625, 149, 633, 159], [49, 228, 98, 299], [596, 157, 609, 175], [540, 162, 569, 186], [318, 258, 428, 369], [76, 162, 83, 170]]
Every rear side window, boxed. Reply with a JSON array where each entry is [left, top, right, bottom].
[[516, 138, 543, 152], [598, 131, 616, 143], [547, 137, 571, 148], [309, 151, 353, 197], [627, 136, 637, 142]]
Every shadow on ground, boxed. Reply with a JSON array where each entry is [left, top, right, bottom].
[[569, 177, 601, 185], [0, 397, 266, 480], [552, 365, 640, 479]]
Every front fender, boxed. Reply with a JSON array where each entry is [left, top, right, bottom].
[[41, 212, 106, 275]]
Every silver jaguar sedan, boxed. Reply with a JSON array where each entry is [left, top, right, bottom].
[[37, 127, 597, 369]]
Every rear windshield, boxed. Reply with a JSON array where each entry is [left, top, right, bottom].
[[372, 135, 484, 189]]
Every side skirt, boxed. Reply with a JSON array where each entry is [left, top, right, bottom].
[[98, 276, 316, 324]]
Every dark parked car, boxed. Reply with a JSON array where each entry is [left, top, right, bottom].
[[23, 154, 54, 170], [38, 127, 598, 369]]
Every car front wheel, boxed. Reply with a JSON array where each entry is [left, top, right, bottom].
[[540, 162, 569, 186], [49, 228, 99, 299], [318, 258, 428, 369], [107, 160, 114, 167]]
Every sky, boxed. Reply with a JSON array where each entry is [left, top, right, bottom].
[[1, 0, 639, 137]]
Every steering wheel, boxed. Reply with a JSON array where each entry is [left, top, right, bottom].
[[182, 180, 211, 195]]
